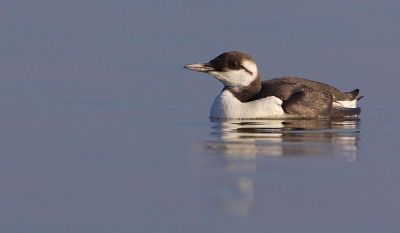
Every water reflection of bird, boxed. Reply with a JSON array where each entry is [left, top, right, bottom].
[[189, 119, 361, 216], [185, 51, 363, 119], [203, 119, 360, 159]]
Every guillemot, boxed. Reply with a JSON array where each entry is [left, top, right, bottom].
[[184, 51, 363, 119]]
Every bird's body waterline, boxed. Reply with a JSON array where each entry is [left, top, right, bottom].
[[184, 51, 362, 119]]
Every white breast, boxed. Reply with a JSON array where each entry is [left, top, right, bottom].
[[210, 90, 287, 119]]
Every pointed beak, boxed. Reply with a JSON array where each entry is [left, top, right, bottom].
[[184, 63, 215, 73]]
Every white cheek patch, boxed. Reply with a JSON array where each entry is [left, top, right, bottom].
[[209, 60, 259, 87], [242, 60, 258, 77], [210, 69, 255, 87]]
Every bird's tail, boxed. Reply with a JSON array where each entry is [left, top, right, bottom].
[[344, 89, 364, 101]]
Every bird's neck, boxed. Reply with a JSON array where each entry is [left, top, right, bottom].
[[223, 75, 261, 102]]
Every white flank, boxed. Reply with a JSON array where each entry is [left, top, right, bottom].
[[333, 100, 357, 108], [210, 91, 287, 119]]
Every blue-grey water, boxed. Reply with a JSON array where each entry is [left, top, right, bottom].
[[1, 1, 400, 232]]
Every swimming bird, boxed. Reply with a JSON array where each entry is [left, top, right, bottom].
[[184, 51, 362, 119]]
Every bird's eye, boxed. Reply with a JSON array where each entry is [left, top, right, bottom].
[[230, 62, 238, 68]]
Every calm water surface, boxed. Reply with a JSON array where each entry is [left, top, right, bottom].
[[0, 100, 399, 233], [2, 1, 400, 232]]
